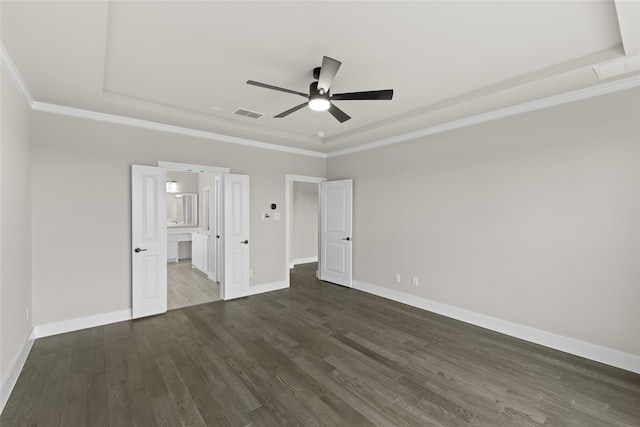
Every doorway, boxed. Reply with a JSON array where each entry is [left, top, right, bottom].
[[285, 174, 326, 286], [161, 162, 230, 309], [132, 162, 252, 319]]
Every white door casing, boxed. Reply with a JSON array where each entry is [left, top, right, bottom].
[[319, 179, 353, 287], [131, 165, 167, 318], [223, 173, 250, 299], [284, 174, 326, 287]]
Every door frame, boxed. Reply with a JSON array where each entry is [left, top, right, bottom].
[[157, 161, 230, 301], [284, 174, 326, 287]]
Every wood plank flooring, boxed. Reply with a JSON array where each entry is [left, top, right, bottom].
[[2, 262, 639, 426], [168, 259, 220, 310]]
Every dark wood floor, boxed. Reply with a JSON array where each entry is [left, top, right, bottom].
[[2, 263, 639, 426]]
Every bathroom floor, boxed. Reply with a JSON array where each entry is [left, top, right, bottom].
[[167, 259, 220, 310]]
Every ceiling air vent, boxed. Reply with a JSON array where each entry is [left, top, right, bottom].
[[233, 108, 264, 119]]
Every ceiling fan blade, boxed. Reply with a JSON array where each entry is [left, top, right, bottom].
[[317, 56, 342, 93], [247, 80, 309, 98], [274, 102, 308, 118], [331, 89, 394, 101], [328, 103, 351, 123]]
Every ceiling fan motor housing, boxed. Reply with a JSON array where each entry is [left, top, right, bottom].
[[310, 81, 329, 98]]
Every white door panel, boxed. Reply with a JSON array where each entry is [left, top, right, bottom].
[[223, 173, 250, 299], [132, 165, 167, 318], [215, 176, 223, 290], [319, 179, 352, 287]]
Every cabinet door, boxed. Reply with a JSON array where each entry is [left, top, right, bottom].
[[191, 234, 199, 267], [167, 241, 178, 262]]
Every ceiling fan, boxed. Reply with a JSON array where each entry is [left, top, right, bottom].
[[247, 56, 393, 123]]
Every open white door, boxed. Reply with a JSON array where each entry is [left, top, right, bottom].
[[215, 176, 223, 287], [319, 179, 353, 287], [131, 165, 167, 318], [223, 173, 250, 300]]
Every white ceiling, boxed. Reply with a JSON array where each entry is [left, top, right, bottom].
[[2, 1, 639, 153]]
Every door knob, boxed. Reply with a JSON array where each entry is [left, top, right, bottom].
[[241, 240, 249, 244], [134, 248, 147, 253], [342, 237, 351, 241]]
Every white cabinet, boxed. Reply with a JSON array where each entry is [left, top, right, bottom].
[[192, 232, 209, 274], [167, 232, 192, 262]]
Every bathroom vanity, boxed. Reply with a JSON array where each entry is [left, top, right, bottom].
[[167, 229, 195, 262]]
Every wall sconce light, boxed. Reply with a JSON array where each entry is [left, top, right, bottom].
[[166, 181, 178, 193]]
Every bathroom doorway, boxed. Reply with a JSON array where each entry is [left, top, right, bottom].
[[162, 162, 228, 310]]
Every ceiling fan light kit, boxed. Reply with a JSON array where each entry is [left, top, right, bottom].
[[308, 81, 331, 111], [247, 56, 393, 123], [309, 97, 330, 111]]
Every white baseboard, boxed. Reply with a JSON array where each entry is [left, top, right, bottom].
[[292, 257, 318, 266], [207, 272, 217, 282], [1, 327, 34, 413], [353, 280, 640, 374], [225, 280, 288, 300], [33, 309, 133, 339]]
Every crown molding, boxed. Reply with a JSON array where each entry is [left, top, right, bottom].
[[1, 42, 34, 106], [4, 43, 638, 159], [31, 101, 328, 158], [327, 74, 640, 158]]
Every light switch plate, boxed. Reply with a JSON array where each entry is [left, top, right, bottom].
[[273, 213, 281, 220]]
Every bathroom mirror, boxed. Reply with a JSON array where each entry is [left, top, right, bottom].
[[167, 193, 198, 227]]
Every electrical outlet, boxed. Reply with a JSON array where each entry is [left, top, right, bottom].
[[395, 273, 401, 283], [26, 308, 29, 321], [411, 277, 418, 287]]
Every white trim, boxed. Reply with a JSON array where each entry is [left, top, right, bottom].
[[285, 174, 326, 287], [0, 328, 34, 413], [292, 256, 318, 265], [1, 42, 34, 106], [33, 309, 132, 339], [158, 161, 230, 174], [3, 40, 639, 160], [353, 280, 640, 374], [225, 281, 288, 300], [31, 102, 327, 159], [328, 75, 640, 158]]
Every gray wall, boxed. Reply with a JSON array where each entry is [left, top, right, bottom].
[[1, 68, 32, 381], [327, 88, 640, 357], [292, 181, 318, 262], [30, 112, 325, 325]]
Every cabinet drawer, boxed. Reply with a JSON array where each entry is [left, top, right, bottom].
[[175, 233, 192, 242]]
